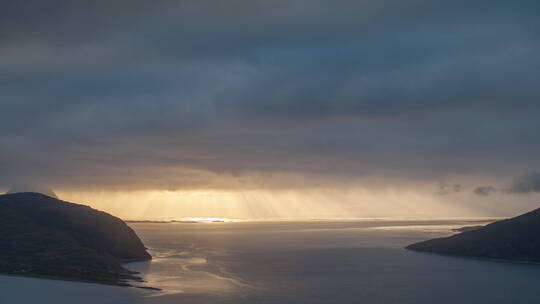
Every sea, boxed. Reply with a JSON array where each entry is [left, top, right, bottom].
[[2, 219, 540, 304]]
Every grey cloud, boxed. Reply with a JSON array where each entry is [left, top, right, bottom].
[[473, 173, 540, 196], [474, 186, 498, 196], [508, 173, 540, 194], [437, 183, 463, 195]]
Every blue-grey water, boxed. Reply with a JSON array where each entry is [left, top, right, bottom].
[[2, 219, 540, 304]]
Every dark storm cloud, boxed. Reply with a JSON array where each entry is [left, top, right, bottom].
[[1, 0, 540, 190]]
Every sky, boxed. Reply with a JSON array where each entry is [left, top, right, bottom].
[[1, 1, 540, 219]]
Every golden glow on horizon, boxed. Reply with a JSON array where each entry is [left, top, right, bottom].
[[55, 188, 484, 221], [179, 217, 234, 223]]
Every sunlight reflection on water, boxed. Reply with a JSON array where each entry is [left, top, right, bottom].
[[5, 220, 540, 304], [126, 220, 485, 297]]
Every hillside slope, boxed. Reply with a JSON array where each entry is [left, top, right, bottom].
[[407, 208, 540, 263], [0, 192, 151, 285]]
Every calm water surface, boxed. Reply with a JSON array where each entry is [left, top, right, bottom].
[[2, 220, 540, 304]]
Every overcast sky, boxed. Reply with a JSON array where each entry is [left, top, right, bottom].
[[1, 1, 540, 217]]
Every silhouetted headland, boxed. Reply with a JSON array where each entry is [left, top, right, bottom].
[[0, 192, 151, 286], [407, 207, 540, 263]]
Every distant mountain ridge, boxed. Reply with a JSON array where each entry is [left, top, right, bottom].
[[407, 207, 540, 263], [0, 192, 151, 286]]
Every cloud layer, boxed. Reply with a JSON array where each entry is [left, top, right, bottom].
[[1, 0, 539, 193]]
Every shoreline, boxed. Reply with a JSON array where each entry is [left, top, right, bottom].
[[0, 259, 162, 291], [0, 273, 132, 288], [406, 249, 540, 266], [0, 272, 162, 291]]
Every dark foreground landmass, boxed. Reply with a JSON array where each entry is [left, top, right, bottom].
[[407, 207, 540, 263], [0, 192, 151, 286]]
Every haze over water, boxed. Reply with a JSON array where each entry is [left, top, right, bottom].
[[4, 219, 540, 304]]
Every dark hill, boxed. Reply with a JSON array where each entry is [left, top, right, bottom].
[[0, 192, 151, 285], [407, 208, 540, 263]]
